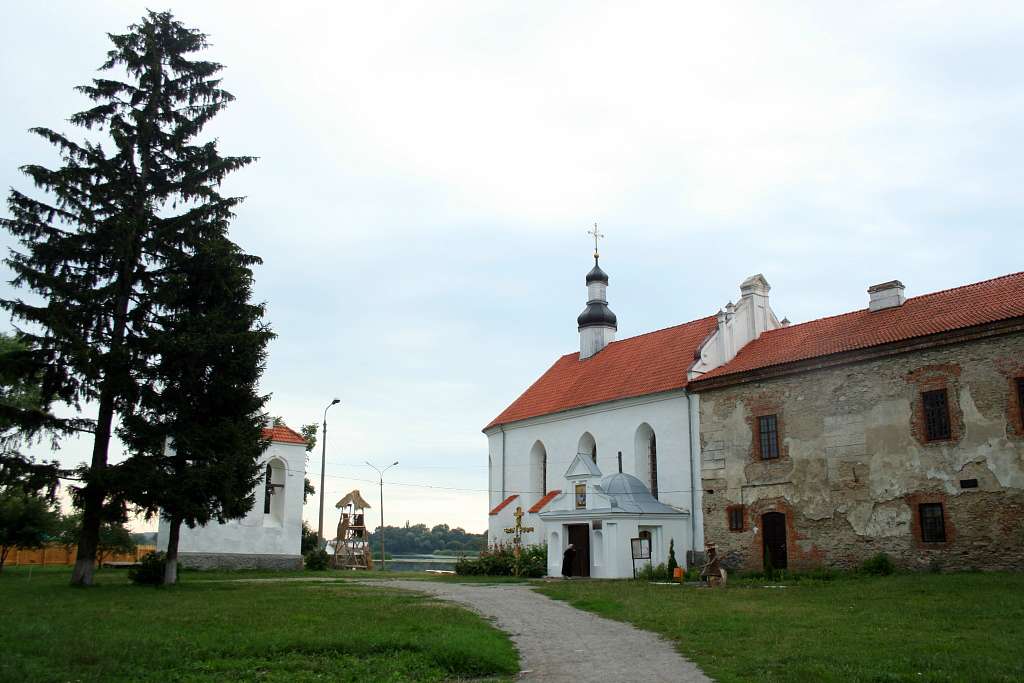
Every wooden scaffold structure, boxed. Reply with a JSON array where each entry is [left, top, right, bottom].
[[332, 489, 374, 570]]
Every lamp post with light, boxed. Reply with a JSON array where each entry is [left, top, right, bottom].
[[366, 460, 398, 570], [317, 398, 341, 548]]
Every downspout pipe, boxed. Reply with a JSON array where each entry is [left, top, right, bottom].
[[685, 392, 704, 558], [500, 425, 507, 500]]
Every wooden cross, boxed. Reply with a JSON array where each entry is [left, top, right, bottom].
[[503, 506, 535, 574], [587, 223, 604, 258]]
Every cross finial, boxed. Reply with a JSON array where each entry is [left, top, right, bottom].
[[587, 223, 605, 259]]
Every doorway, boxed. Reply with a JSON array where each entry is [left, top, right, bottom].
[[762, 512, 788, 570], [566, 524, 591, 577]]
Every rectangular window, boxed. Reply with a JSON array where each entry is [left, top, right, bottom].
[[919, 503, 946, 543], [575, 483, 587, 509], [728, 506, 744, 531], [1017, 378, 1024, 425], [922, 389, 951, 441], [758, 415, 780, 459]]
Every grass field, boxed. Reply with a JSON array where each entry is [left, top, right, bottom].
[[536, 572, 1024, 682], [0, 567, 518, 682]]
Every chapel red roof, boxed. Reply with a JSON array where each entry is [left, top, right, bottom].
[[528, 490, 562, 514], [692, 271, 1024, 385], [262, 424, 308, 445], [489, 494, 519, 516], [485, 316, 718, 430]]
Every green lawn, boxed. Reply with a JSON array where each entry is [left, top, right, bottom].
[[536, 573, 1024, 682], [0, 567, 518, 682]]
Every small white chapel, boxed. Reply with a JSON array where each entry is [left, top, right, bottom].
[[156, 422, 308, 569], [484, 234, 782, 578]]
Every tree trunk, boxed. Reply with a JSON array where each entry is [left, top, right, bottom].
[[164, 515, 181, 585], [71, 391, 116, 586], [0, 545, 9, 572]]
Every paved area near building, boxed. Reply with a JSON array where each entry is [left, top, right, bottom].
[[368, 580, 710, 682]]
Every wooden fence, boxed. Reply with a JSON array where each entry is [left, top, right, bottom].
[[5, 544, 157, 567]]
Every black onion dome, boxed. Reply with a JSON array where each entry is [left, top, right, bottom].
[[586, 258, 609, 284], [577, 302, 618, 329]]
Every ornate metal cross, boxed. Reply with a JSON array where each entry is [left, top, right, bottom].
[[587, 223, 604, 258], [503, 506, 535, 574]]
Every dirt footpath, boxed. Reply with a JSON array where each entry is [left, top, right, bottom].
[[370, 580, 710, 682]]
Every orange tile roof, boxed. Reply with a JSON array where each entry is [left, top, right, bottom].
[[489, 494, 519, 516], [528, 490, 562, 513], [693, 271, 1024, 385], [485, 316, 717, 430], [262, 424, 308, 445]]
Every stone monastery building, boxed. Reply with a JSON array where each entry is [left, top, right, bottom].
[[485, 253, 1024, 576]]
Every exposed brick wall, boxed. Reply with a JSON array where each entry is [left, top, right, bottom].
[[697, 331, 1024, 572]]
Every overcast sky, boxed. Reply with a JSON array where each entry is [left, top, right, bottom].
[[2, 2, 1022, 534]]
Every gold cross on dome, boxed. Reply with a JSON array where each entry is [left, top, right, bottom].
[[587, 223, 604, 258]]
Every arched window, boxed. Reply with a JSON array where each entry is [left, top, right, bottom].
[[263, 458, 286, 526], [634, 423, 658, 499], [529, 441, 547, 496], [578, 432, 597, 465]]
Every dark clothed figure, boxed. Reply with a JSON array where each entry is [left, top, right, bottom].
[[562, 544, 577, 578]]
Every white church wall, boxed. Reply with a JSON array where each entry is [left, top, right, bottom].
[[156, 439, 306, 569], [485, 390, 700, 553]]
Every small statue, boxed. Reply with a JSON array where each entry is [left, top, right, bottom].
[[700, 542, 728, 588]]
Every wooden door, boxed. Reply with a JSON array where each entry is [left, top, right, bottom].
[[762, 512, 788, 570], [567, 524, 591, 577]]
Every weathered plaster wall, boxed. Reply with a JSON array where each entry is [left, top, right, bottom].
[[698, 332, 1024, 572]]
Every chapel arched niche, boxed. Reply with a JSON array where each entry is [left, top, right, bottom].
[[634, 423, 659, 499], [529, 440, 548, 497], [263, 458, 286, 526], [578, 432, 597, 465]]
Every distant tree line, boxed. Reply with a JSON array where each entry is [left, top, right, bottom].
[[367, 523, 486, 555]]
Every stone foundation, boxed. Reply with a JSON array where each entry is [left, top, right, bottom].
[[178, 552, 303, 571]]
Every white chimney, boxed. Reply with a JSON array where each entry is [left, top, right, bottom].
[[868, 280, 906, 312]]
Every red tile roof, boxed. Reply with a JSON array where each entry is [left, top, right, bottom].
[[485, 316, 717, 430], [693, 271, 1024, 385], [489, 494, 519, 516], [262, 424, 308, 445], [528, 490, 562, 514]]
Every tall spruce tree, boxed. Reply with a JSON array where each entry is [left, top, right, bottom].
[[0, 11, 254, 585], [119, 233, 273, 585]]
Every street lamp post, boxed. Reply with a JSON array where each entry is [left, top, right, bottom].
[[366, 460, 398, 570], [317, 398, 341, 548]]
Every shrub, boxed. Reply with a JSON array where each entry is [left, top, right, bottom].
[[455, 543, 547, 577], [305, 548, 330, 570], [637, 562, 671, 582], [129, 551, 167, 585], [861, 552, 895, 576], [666, 539, 678, 577]]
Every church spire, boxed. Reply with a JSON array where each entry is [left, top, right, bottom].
[[577, 225, 617, 359]]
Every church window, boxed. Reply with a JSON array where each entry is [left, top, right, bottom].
[[575, 483, 587, 509], [530, 441, 548, 497], [758, 415, 780, 459], [919, 503, 946, 543], [649, 433, 658, 499], [922, 389, 951, 441], [263, 464, 274, 514], [542, 453, 547, 495], [728, 505, 745, 531], [578, 432, 597, 466]]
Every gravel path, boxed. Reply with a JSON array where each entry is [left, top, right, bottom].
[[368, 580, 710, 682]]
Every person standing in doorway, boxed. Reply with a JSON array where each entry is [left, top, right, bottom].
[[562, 543, 577, 578]]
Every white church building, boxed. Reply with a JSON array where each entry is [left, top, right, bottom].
[[157, 423, 308, 569], [485, 247, 781, 577]]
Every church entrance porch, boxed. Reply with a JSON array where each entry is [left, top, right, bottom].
[[762, 512, 788, 570], [566, 524, 591, 577]]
